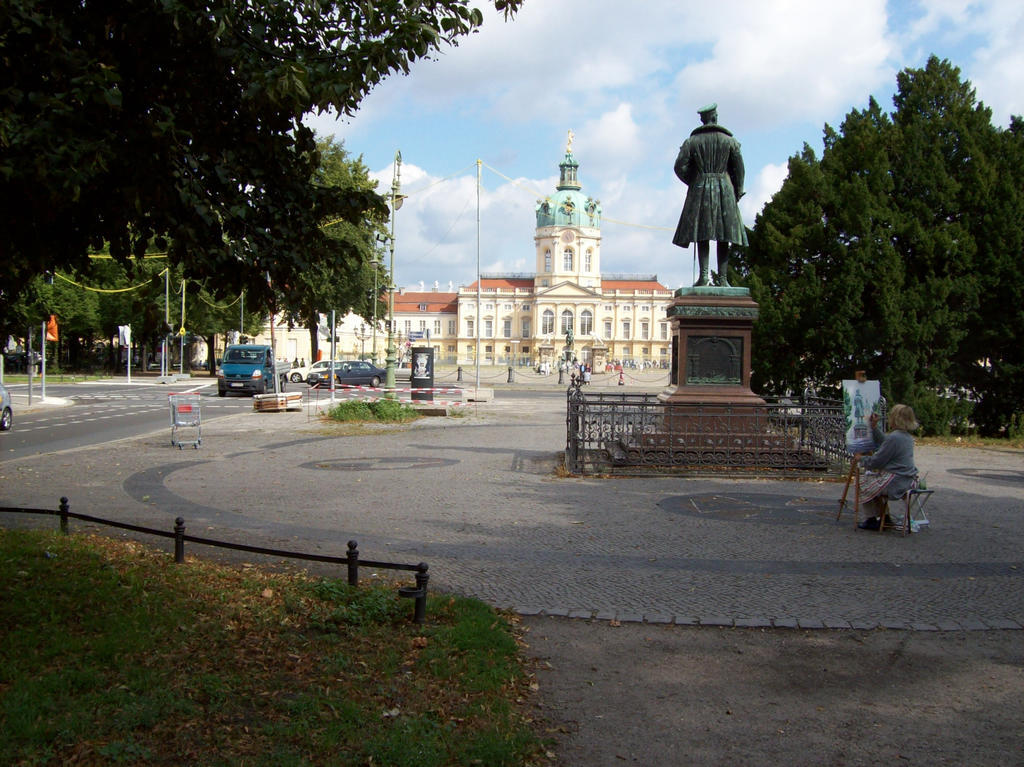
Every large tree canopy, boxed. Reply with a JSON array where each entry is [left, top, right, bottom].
[[0, 0, 521, 326], [738, 56, 1024, 435], [288, 135, 388, 361]]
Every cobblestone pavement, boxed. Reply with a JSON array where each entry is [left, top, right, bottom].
[[2, 390, 1022, 631]]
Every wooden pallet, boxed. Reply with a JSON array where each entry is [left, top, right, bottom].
[[252, 392, 303, 412]]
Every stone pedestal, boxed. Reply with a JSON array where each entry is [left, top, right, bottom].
[[660, 287, 764, 406]]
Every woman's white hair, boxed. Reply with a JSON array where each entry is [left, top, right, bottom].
[[889, 404, 919, 432]]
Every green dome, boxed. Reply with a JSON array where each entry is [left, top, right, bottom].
[[536, 151, 601, 228]]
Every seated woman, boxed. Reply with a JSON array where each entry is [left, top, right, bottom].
[[857, 404, 920, 529]]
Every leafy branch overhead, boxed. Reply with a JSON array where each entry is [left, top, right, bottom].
[[0, 0, 523, 320]]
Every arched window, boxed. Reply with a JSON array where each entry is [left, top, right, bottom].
[[542, 309, 555, 334], [580, 309, 593, 335], [562, 247, 574, 270], [584, 249, 593, 271], [561, 309, 574, 334], [544, 249, 551, 272]]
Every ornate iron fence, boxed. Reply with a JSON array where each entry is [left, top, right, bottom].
[[565, 384, 853, 476]]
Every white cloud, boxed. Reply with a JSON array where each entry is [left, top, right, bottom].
[[888, 0, 1024, 125], [373, 162, 543, 287], [958, 1, 1024, 124], [575, 103, 644, 180], [308, 0, 1023, 295], [741, 162, 790, 224], [670, 0, 895, 131]]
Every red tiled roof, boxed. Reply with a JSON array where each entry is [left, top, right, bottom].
[[464, 278, 535, 290], [393, 292, 458, 313]]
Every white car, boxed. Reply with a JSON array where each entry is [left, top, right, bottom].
[[289, 359, 347, 383], [0, 381, 12, 431]]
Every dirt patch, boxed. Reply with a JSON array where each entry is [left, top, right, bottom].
[[524, 617, 1023, 766]]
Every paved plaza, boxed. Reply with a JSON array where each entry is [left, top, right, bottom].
[[3, 382, 1023, 632]]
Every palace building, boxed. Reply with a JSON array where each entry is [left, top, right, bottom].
[[254, 145, 674, 368], [391, 146, 673, 368]]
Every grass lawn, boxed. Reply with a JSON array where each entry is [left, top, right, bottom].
[[0, 530, 544, 766]]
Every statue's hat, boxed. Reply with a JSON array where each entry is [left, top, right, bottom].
[[697, 103, 718, 116]]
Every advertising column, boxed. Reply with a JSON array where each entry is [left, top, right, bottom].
[[410, 347, 434, 402]]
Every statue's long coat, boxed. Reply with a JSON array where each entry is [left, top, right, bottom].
[[673, 124, 748, 248]]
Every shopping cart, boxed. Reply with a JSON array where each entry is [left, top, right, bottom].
[[168, 393, 202, 449]]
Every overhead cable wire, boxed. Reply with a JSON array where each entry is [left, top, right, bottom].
[[195, 291, 243, 309], [54, 269, 167, 294], [87, 252, 168, 259]]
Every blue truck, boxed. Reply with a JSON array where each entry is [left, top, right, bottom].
[[217, 344, 291, 396]]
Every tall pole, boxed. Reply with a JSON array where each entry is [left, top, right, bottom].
[[329, 309, 336, 403], [267, 272, 278, 394], [371, 259, 379, 364], [27, 328, 33, 406], [179, 279, 185, 375], [385, 150, 402, 390], [475, 159, 481, 391], [124, 325, 131, 383], [160, 268, 166, 376], [40, 322, 46, 399]]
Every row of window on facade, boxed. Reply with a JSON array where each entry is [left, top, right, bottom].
[[455, 345, 664, 360], [401, 310, 667, 339], [543, 247, 593, 272], [461, 313, 669, 340], [427, 302, 657, 312]]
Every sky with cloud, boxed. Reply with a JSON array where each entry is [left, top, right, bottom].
[[306, 0, 1024, 292]]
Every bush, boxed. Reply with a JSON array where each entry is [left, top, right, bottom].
[[908, 387, 974, 437], [326, 399, 420, 423]]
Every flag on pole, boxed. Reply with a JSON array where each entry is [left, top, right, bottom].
[[45, 315, 58, 342]]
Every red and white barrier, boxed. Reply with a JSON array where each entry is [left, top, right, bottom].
[[314, 384, 471, 407]]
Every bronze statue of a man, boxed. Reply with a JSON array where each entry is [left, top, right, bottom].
[[672, 103, 748, 287]]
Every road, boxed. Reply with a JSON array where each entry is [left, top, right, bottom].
[[0, 379, 254, 461], [0, 378, 569, 461]]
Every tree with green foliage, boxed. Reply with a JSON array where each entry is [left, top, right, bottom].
[[282, 137, 389, 362], [21, 259, 170, 371], [950, 116, 1024, 434], [739, 56, 1023, 435], [1, 0, 522, 326]]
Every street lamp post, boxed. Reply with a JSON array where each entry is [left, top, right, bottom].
[[385, 150, 402, 391], [371, 256, 381, 364]]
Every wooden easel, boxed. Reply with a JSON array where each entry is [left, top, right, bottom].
[[836, 455, 861, 526]]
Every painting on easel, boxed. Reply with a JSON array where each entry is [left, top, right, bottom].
[[843, 378, 881, 455]]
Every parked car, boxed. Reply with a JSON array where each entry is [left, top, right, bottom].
[[0, 381, 13, 431], [290, 359, 345, 383], [307, 361, 385, 388]]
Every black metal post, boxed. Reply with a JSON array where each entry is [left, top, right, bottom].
[[347, 540, 359, 586], [558, 367, 564, 384], [800, 389, 808, 447], [59, 496, 69, 534], [507, 366, 514, 383], [413, 564, 429, 624], [457, 366, 463, 382], [174, 517, 185, 563]]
